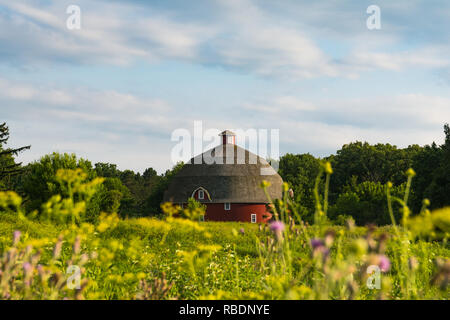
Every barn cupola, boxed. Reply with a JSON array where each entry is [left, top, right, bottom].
[[219, 130, 236, 145]]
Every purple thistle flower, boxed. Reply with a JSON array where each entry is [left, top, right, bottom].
[[322, 248, 330, 260], [239, 228, 245, 235], [379, 255, 391, 272], [310, 238, 325, 250], [23, 262, 33, 278], [13, 230, 21, 245], [269, 221, 285, 233], [37, 264, 44, 277], [310, 238, 330, 262]]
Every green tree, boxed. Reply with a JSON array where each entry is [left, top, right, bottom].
[[145, 162, 184, 216], [94, 162, 121, 178], [94, 162, 161, 217], [278, 153, 321, 223], [102, 177, 133, 218], [22, 153, 95, 211], [21, 153, 129, 222], [100, 189, 122, 214], [0, 122, 30, 190], [410, 142, 443, 211], [329, 142, 421, 194], [328, 181, 406, 226], [419, 124, 450, 209]]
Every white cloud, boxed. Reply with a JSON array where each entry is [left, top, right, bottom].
[[2, 0, 447, 78], [0, 77, 186, 172], [238, 93, 449, 156], [319, 94, 450, 128], [277, 119, 445, 157], [348, 47, 450, 71], [207, 0, 339, 77], [243, 96, 317, 113], [0, 0, 210, 65]]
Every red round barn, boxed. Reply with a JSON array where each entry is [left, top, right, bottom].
[[163, 130, 283, 223]]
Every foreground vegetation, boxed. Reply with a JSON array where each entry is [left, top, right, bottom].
[[0, 166, 448, 300]]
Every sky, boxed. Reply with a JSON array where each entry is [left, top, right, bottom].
[[0, 0, 449, 173]]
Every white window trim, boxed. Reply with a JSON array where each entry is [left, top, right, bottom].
[[251, 213, 257, 223], [198, 190, 204, 200], [224, 202, 231, 210], [199, 215, 205, 222]]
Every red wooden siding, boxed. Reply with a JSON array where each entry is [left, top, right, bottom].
[[204, 203, 272, 223]]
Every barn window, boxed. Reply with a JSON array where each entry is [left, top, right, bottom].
[[191, 187, 210, 201], [251, 214, 257, 223], [224, 203, 231, 210]]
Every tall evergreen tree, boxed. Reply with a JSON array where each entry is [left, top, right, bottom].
[[0, 122, 30, 188]]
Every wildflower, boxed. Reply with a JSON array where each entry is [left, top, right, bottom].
[[310, 238, 325, 250], [349, 239, 368, 257], [288, 188, 294, 199], [90, 251, 99, 260], [310, 239, 329, 262], [260, 180, 271, 188], [73, 236, 81, 255], [324, 230, 335, 247], [270, 221, 285, 242], [406, 168, 416, 177], [80, 254, 89, 264], [23, 262, 32, 274], [431, 258, 450, 290], [270, 221, 285, 233], [239, 228, 245, 235], [137, 272, 146, 280], [289, 216, 295, 232], [23, 262, 33, 286], [321, 248, 330, 260], [37, 264, 45, 279], [323, 161, 333, 174], [13, 230, 21, 246], [53, 235, 63, 259], [378, 255, 391, 272]]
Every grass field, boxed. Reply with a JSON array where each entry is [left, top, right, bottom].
[[0, 168, 449, 300]]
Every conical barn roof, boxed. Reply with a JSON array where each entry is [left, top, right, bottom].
[[164, 144, 283, 203]]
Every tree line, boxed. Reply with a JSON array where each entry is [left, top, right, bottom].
[[279, 124, 450, 225], [0, 121, 449, 225]]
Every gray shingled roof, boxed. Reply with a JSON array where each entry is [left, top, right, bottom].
[[164, 144, 283, 204]]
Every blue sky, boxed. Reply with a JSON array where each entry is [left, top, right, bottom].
[[0, 0, 449, 173]]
